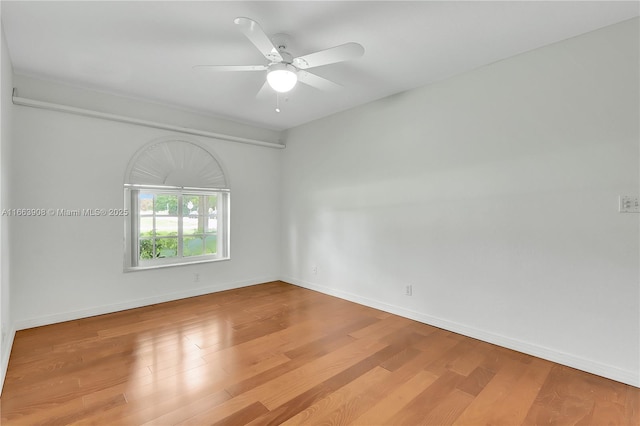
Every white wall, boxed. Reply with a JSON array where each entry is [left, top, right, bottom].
[[0, 16, 15, 394], [10, 82, 282, 329], [281, 18, 640, 386]]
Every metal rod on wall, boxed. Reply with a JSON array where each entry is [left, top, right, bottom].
[[12, 90, 286, 150]]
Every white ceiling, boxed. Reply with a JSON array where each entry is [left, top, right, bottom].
[[2, 1, 638, 131]]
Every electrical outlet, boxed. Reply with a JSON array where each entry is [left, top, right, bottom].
[[619, 195, 640, 213], [312, 266, 318, 275], [193, 273, 200, 283], [405, 285, 413, 296]]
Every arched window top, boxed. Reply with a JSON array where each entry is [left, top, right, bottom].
[[125, 139, 228, 189], [123, 139, 230, 270]]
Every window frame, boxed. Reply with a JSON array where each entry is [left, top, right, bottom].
[[124, 184, 230, 271]]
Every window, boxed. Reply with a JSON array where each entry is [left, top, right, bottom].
[[125, 186, 229, 269], [123, 139, 230, 271]]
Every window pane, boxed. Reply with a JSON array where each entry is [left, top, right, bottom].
[[184, 216, 199, 235], [205, 234, 217, 254], [139, 216, 154, 236], [155, 194, 178, 215], [207, 195, 218, 233], [183, 237, 204, 257], [155, 216, 178, 237], [139, 239, 154, 260], [183, 195, 200, 217], [139, 192, 154, 213], [184, 194, 206, 234], [207, 216, 217, 233], [156, 237, 178, 258]]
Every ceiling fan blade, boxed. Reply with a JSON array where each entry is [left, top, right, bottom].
[[298, 70, 342, 91], [293, 42, 364, 69], [234, 17, 283, 63], [193, 65, 267, 72], [255, 81, 272, 99]]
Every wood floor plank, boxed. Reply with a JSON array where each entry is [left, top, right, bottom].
[[252, 337, 388, 410], [39, 393, 127, 426], [212, 401, 269, 426], [116, 355, 276, 423], [453, 357, 530, 425], [305, 345, 449, 425], [522, 364, 636, 425], [172, 393, 258, 426], [447, 340, 492, 377], [273, 314, 379, 354], [5, 352, 85, 385], [348, 314, 410, 340], [111, 357, 285, 423], [1, 281, 637, 426], [379, 346, 421, 372], [245, 341, 409, 425], [420, 388, 475, 425], [1, 375, 82, 416], [279, 366, 390, 425], [477, 357, 553, 425], [386, 370, 466, 425], [350, 369, 440, 425], [625, 385, 640, 425], [1, 393, 85, 425], [456, 365, 496, 396], [103, 389, 231, 426], [225, 334, 356, 398]]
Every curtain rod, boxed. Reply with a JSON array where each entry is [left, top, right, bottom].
[[12, 90, 286, 150]]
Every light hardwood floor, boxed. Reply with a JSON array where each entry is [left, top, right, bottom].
[[0, 281, 637, 425]]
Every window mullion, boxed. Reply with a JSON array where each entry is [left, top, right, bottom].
[[217, 193, 224, 258], [203, 195, 209, 234], [152, 194, 157, 258], [130, 189, 139, 267], [200, 195, 206, 253], [178, 193, 184, 257]]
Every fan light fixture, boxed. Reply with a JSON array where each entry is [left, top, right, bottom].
[[267, 63, 298, 93]]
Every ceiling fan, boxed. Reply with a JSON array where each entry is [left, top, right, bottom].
[[194, 17, 365, 96]]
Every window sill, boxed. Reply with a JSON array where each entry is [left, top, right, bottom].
[[124, 256, 231, 272]]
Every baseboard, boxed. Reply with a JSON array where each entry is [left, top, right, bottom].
[[0, 324, 16, 397], [283, 276, 639, 388], [14, 276, 279, 331]]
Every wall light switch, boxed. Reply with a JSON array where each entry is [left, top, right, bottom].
[[619, 195, 640, 213]]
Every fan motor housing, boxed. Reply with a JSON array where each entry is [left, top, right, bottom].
[[279, 51, 294, 65], [271, 33, 295, 64]]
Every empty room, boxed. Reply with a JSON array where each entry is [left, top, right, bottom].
[[0, 1, 638, 425]]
